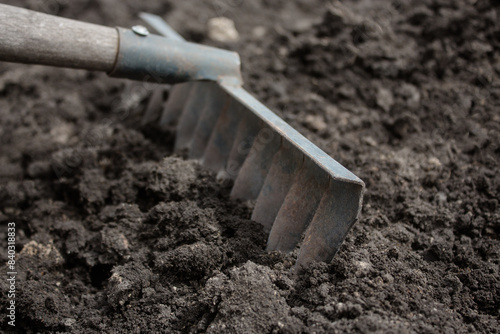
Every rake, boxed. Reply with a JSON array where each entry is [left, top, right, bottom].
[[0, 5, 364, 271]]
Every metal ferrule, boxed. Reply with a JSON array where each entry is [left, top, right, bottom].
[[109, 27, 242, 86]]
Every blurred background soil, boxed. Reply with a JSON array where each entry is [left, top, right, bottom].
[[0, 0, 499, 333]]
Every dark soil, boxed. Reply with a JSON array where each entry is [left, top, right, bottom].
[[1, 0, 499, 333]]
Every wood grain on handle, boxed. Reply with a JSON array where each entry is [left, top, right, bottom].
[[0, 4, 118, 72]]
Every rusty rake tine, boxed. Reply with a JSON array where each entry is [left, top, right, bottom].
[[201, 97, 242, 173], [141, 87, 166, 125], [174, 82, 209, 152], [159, 82, 193, 128], [224, 113, 261, 180], [294, 179, 363, 271], [230, 126, 282, 200], [189, 82, 229, 160], [266, 158, 327, 253], [251, 140, 303, 232]]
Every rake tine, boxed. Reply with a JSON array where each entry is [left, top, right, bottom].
[[295, 179, 363, 271], [174, 82, 209, 152], [201, 97, 242, 173], [251, 140, 303, 232], [266, 158, 328, 253], [159, 82, 193, 128], [188, 82, 229, 159], [141, 86, 166, 125], [224, 113, 261, 179], [230, 126, 282, 200]]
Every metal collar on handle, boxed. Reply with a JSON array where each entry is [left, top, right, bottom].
[[109, 27, 242, 86]]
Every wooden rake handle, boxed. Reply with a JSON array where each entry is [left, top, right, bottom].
[[0, 4, 118, 72], [0, 4, 242, 85]]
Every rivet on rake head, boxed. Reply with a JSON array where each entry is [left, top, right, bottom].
[[132, 25, 149, 37]]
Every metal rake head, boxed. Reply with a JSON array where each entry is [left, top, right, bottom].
[[140, 14, 364, 271]]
